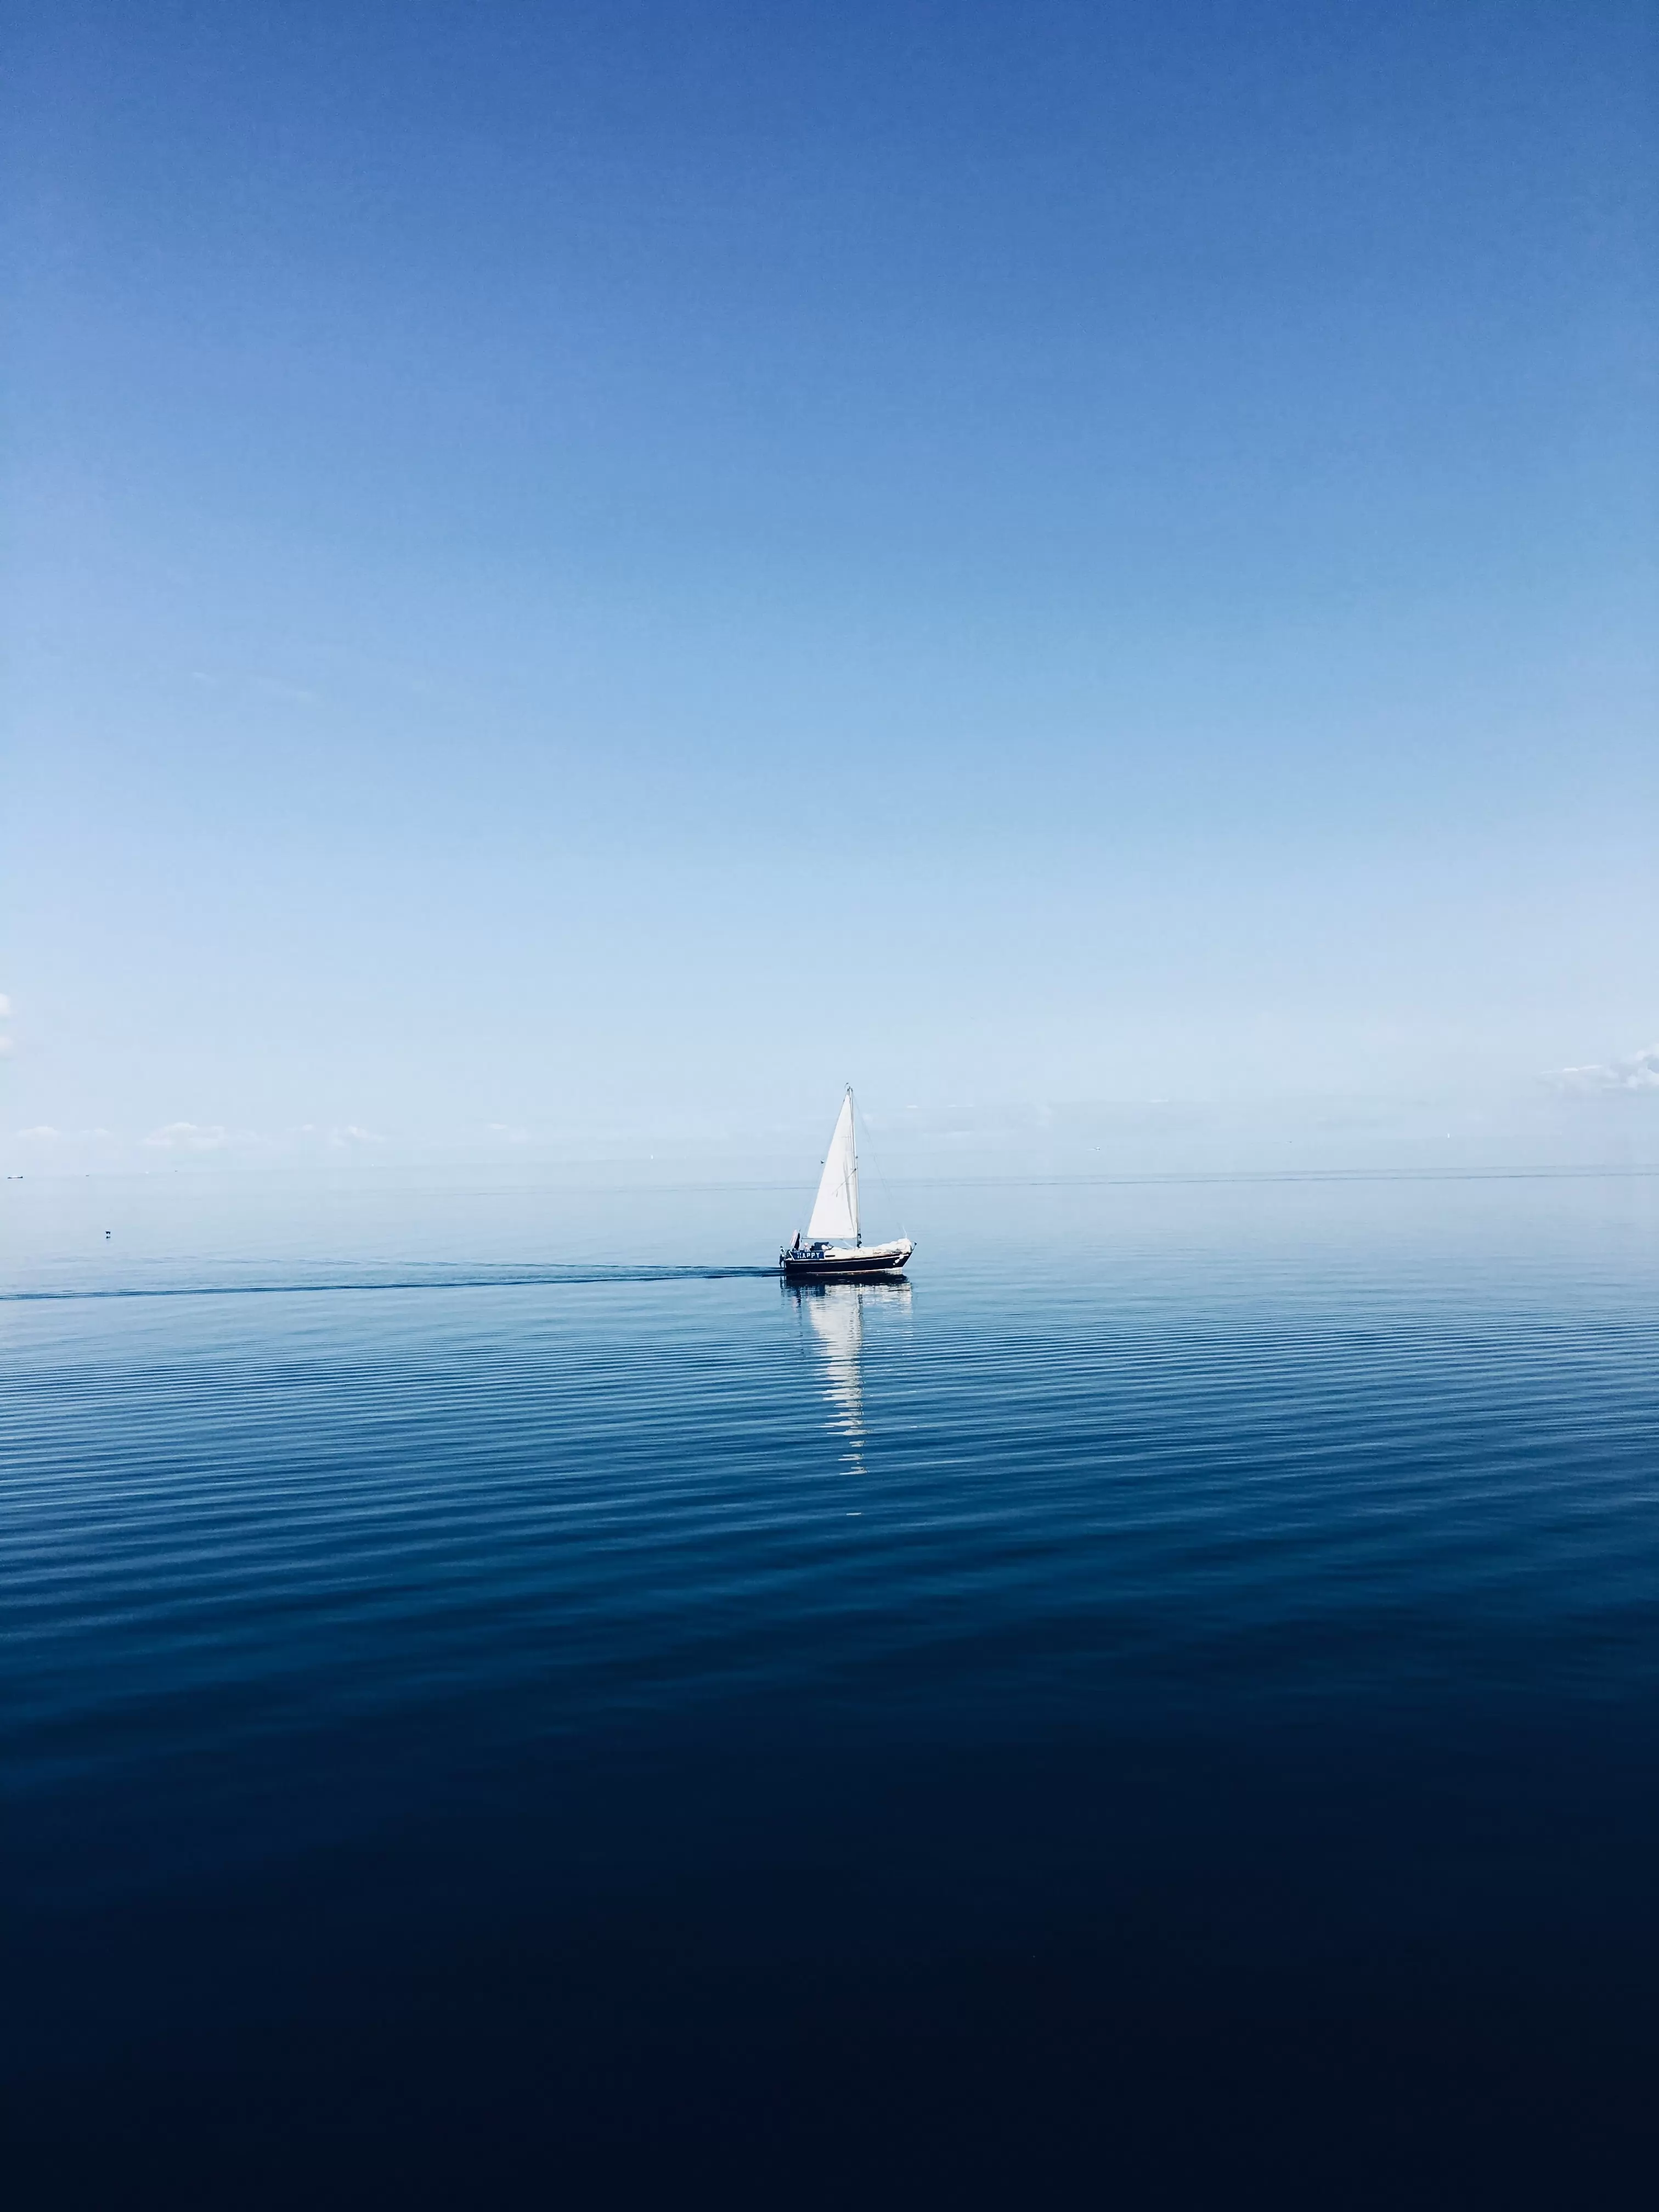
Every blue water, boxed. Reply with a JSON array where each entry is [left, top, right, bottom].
[[5, 1170, 1659, 2205]]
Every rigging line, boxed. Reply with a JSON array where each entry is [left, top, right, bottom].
[[854, 1093, 907, 1241]]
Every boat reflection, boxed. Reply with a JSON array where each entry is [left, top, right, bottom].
[[786, 1277, 912, 1471]]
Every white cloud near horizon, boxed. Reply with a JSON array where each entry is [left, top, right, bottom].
[[8, 1121, 388, 1160], [142, 1121, 235, 1150], [1552, 1045, 1659, 1095]]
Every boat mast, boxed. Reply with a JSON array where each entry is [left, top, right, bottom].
[[849, 1085, 860, 1245]]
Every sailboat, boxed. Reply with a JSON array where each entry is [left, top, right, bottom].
[[781, 1088, 915, 1279]]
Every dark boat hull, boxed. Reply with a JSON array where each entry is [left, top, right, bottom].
[[780, 1238, 913, 1280]]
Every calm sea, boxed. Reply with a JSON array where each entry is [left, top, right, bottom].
[[5, 1169, 1658, 2205]]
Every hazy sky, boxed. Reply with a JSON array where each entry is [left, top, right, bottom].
[[4, 2, 1655, 1166]]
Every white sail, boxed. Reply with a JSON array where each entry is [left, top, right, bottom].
[[805, 1090, 860, 1242]]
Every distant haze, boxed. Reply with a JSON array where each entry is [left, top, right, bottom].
[[4, 3, 1655, 1176]]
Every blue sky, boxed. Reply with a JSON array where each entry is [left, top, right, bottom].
[[4, 2, 1655, 1167]]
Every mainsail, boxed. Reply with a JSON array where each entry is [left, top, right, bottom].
[[805, 1090, 860, 1243]]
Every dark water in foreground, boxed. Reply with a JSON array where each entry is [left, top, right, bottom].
[[5, 1171, 1659, 2205]]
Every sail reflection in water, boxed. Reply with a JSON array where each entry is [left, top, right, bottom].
[[789, 1278, 912, 1471]]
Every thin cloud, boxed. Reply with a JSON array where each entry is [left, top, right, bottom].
[[1552, 1044, 1659, 1095], [294, 1123, 386, 1148], [143, 1121, 234, 1151]]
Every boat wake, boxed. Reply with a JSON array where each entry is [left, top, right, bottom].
[[3, 1266, 782, 1304]]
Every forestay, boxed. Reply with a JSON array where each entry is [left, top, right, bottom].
[[806, 1091, 860, 1242]]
